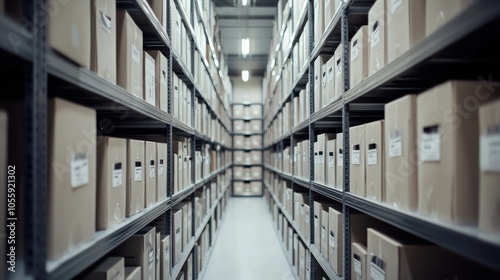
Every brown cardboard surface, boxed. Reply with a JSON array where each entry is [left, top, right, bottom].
[[145, 141, 156, 208], [173, 209, 183, 265], [160, 235, 170, 280], [146, 51, 168, 111], [112, 227, 156, 280], [479, 99, 500, 234], [313, 202, 323, 249], [96, 136, 126, 230], [350, 26, 369, 89], [350, 213, 387, 245], [83, 257, 124, 280], [425, 0, 474, 36], [352, 243, 367, 280], [336, 133, 344, 190], [125, 267, 141, 280], [328, 207, 343, 275], [48, 98, 96, 260], [387, 0, 425, 63], [384, 95, 418, 211], [368, 0, 387, 75], [117, 11, 143, 98], [350, 124, 366, 197], [147, 0, 167, 29], [326, 139, 336, 187], [126, 139, 145, 217], [417, 80, 496, 225], [156, 143, 167, 201], [48, 0, 91, 68], [365, 120, 384, 202], [91, 0, 116, 84]]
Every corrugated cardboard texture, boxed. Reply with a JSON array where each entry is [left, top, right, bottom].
[[117, 11, 143, 98], [479, 99, 500, 234], [96, 136, 126, 230], [425, 0, 475, 36], [48, 0, 91, 68], [91, 0, 116, 84], [387, 0, 425, 64], [126, 139, 145, 217], [350, 124, 366, 196], [365, 120, 384, 202], [384, 95, 418, 211], [350, 26, 369, 88], [368, 0, 387, 75], [48, 98, 96, 260], [417, 80, 495, 225]]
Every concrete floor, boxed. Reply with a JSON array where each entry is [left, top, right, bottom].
[[203, 197, 293, 280]]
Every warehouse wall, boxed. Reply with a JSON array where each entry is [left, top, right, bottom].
[[231, 77, 263, 103]]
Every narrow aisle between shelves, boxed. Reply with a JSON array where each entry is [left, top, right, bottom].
[[203, 198, 292, 280]]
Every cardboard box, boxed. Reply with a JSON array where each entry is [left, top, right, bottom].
[[305, 248, 311, 280], [156, 233, 161, 280], [156, 143, 167, 201], [83, 257, 124, 280], [145, 141, 156, 208], [294, 233, 299, 271], [233, 105, 244, 118], [384, 95, 418, 211], [417, 80, 495, 225], [48, 98, 96, 260], [294, 192, 309, 233], [304, 204, 311, 243], [299, 241, 305, 280], [479, 99, 500, 234], [321, 61, 329, 109], [177, 272, 185, 280], [326, 56, 335, 105], [127, 139, 145, 217], [314, 0, 325, 45], [147, 51, 168, 111], [161, 235, 171, 280], [336, 133, 344, 190], [328, 206, 343, 275], [326, 139, 336, 187], [334, 45, 345, 101], [314, 142, 319, 182], [96, 136, 127, 230], [48, 0, 90, 68], [125, 267, 141, 280], [91, 0, 116, 84], [368, 0, 387, 75], [350, 125, 366, 196], [425, 0, 474, 36], [148, 0, 167, 29], [365, 120, 384, 202], [117, 11, 143, 98], [173, 73, 180, 118], [387, 0, 425, 63], [314, 56, 328, 113], [350, 26, 369, 89], [324, 0, 336, 28], [320, 209, 329, 258], [318, 133, 335, 185], [251, 181, 262, 194], [172, 141, 183, 193], [112, 227, 156, 280], [173, 208, 183, 265], [352, 243, 367, 280]]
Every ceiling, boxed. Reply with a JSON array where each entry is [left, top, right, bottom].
[[213, 0, 279, 77]]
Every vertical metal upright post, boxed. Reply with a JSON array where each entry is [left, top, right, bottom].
[[24, 0, 47, 278], [341, 4, 351, 280]]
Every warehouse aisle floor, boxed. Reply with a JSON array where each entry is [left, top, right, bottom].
[[203, 197, 293, 280]]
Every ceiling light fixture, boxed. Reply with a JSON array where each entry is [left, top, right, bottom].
[[242, 38, 250, 56], [242, 70, 249, 82], [242, 0, 248, 6]]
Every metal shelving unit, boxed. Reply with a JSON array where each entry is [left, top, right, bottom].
[[0, 0, 232, 279], [263, 0, 500, 279]]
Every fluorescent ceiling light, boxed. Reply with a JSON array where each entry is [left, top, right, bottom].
[[242, 0, 248, 6], [242, 70, 249, 82], [242, 38, 250, 56]]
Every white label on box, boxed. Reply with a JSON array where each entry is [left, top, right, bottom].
[[322, 72, 327, 87], [146, 58, 156, 105], [371, 22, 380, 48], [480, 132, 500, 172], [176, 227, 181, 242], [112, 163, 123, 187], [100, 12, 112, 34], [134, 161, 142, 182], [329, 152, 335, 168], [351, 147, 361, 165], [371, 262, 386, 280], [314, 154, 318, 165], [338, 150, 344, 167], [71, 23, 79, 49], [149, 160, 155, 178], [71, 153, 89, 188], [389, 131, 402, 158], [319, 152, 324, 165], [390, 0, 403, 13], [329, 232, 335, 248], [132, 45, 140, 63], [367, 146, 378, 165], [421, 126, 441, 162], [354, 257, 362, 277], [351, 40, 359, 61], [336, 57, 342, 76], [328, 66, 334, 82], [159, 160, 164, 176]]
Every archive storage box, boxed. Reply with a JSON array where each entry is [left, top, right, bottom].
[[83, 257, 124, 280], [145, 141, 157, 208], [48, 98, 96, 260], [91, 0, 116, 84], [425, 0, 475, 36], [126, 139, 145, 217], [368, 0, 387, 75], [350, 26, 369, 88], [117, 11, 143, 98], [365, 120, 384, 202], [350, 124, 366, 196]]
